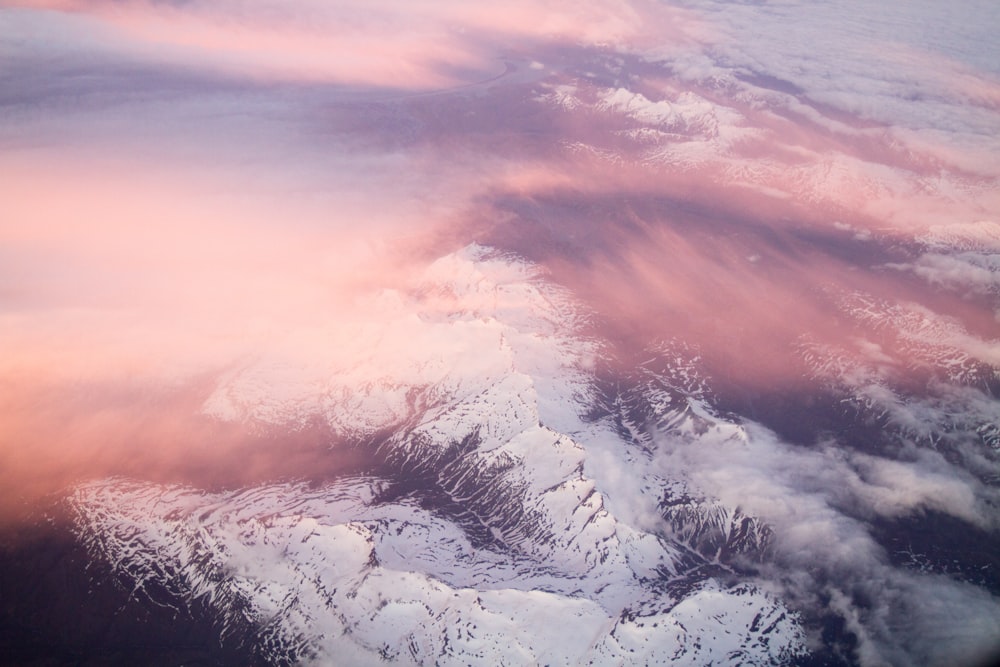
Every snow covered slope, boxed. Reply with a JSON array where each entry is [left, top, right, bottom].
[[72, 245, 805, 665], [800, 288, 1000, 456]]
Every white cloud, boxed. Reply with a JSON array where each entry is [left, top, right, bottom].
[[649, 419, 1000, 666], [888, 252, 1000, 295]]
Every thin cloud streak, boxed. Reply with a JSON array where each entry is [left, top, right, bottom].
[[2, 0, 702, 89]]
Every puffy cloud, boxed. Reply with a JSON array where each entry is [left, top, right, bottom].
[[887, 252, 1000, 296], [664, 0, 1000, 175], [649, 421, 1000, 666]]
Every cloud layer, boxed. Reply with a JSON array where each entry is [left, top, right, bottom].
[[2, 1, 999, 665]]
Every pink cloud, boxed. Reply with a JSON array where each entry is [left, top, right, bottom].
[[5, 0, 702, 88]]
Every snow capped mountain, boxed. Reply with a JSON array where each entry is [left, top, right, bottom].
[[589, 342, 774, 566], [71, 245, 805, 665], [72, 476, 803, 667], [799, 288, 1000, 459], [886, 221, 1000, 318], [538, 77, 752, 168]]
